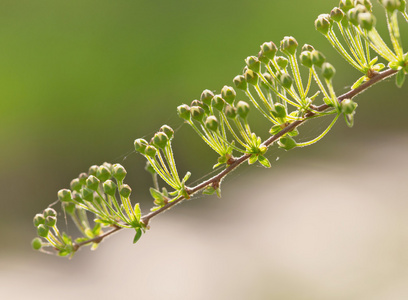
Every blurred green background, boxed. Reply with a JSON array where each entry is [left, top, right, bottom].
[[1, 0, 407, 299]]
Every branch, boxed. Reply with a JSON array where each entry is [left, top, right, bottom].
[[70, 68, 397, 252]]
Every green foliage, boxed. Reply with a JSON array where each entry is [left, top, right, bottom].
[[32, 0, 407, 258]]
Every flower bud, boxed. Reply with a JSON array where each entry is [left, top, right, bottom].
[[103, 180, 117, 196], [78, 173, 88, 185], [211, 94, 225, 111], [197, 88, 212, 106], [160, 125, 174, 140], [280, 36, 298, 56], [259, 41, 278, 60], [302, 44, 315, 52], [69, 178, 81, 192], [322, 62, 336, 80], [63, 202, 76, 215], [88, 165, 99, 177], [358, 12, 376, 31], [57, 189, 73, 202], [233, 75, 248, 90], [86, 175, 100, 191], [398, 0, 406, 11], [236, 101, 250, 119], [96, 165, 111, 182], [177, 104, 191, 120], [224, 105, 237, 119], [278, 136, 297, 150], [221, 85, 236, 105], [244, 69, 258, 86], [145, 161, 156, 175], [119, 184, 132, 198], [339, 0, 354, 12], [190, 106, 205, 123], [311, 50, 326, 68], [71, 191, 83, 203], [279, 73, 293, 89], [299, 51, 313, 68], [144, 145, 157, 158], [275, 56, 288, 69], [315, 14, 332, 35], [205, 116, 219, 131], [112, 164, 127, 181], [134, 138, 148, 154], [43, 208, 57, 218], [341, 99, 357, 114], [37, 224, 49, 238], [152, 132, 169, 149], [81, 187, 94, 202], [380, 0, 402, 12], [31, 237, 43, 250], [271, 103, 287, 119], [33, 214, 45, 227], [45, 216, 57, 227], [330, 7, 345, 22], [245, 56, 261, 72]]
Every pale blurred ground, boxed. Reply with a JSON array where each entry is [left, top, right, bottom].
[[2, 134, 408, 300]]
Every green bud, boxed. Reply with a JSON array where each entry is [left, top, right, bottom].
[[86, 175, 100, 191], [302, 44, 315, 52], [299, 51, 313, 68], [224, 105, 237, 119], [96, 165, 111, 182], [33, 213, 45, 227], [355, 0, 373, 11], [144, 145, 157, 158], [339, 0, 354, 12], [380, 0, 402, 12], [233, 75, 248, 90], [244, 69, 259, 86], [103, 179, 117, 196], [177, 104, 191, 120], [205, 116, 219, 131], [57, 189, 72, 202], [275, 56, 288, 69], [330, 7, 345, 22], [134, 138, 148, 154], [71, 191, 83, 203], [45, 216, 57, 227], [200, 89, 214, 106], [81, 187, 94, 202], [119, 184, 132, 198], [262, 72, 273, 85], [78, 173, 88, 185], [32, 237, 43, 250], [347, 7, 360, 26], [160, 125, 174, 140], [112, 164, 127, 181], [311, 50, 326, 68], [271, 103, 287, 119], [221, 85, 236, 105], [398, 0, 406, 11], [279, 73, 293, 89], [43, 208, 57, 218], [63, 202, 76, 215], [211, 94, 225, 111], [236, 101, 250, 119], [322, 62, 336, 80], [358, 12, 376, 31], [145, 161, 156, 175], [341, 99, 358, 114], [152, 132, 169, 149], [278, 136, 297, 150], [190, 106, 205, 123], [37, 224, 49, 238], [259, 41, 278, 61], [70, 178, 82, 192], [102, 162, 113, 173], [315, 14, 332, 35], [245, 56, 261, 72], [280, 36, 298, 56], [88, 165, 99, 177]]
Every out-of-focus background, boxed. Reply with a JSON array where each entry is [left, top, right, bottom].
[[1, 0, 408, 299]]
